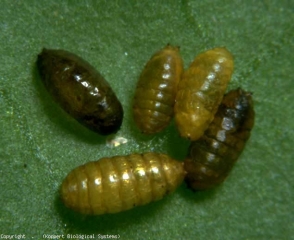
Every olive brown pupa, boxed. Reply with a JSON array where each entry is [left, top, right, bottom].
[[61, 152, 185, 215], [184, 88, 255, 190], [133, 45, 183, 134], [37, 49, 123, 135], [175, 47, 234, 141]]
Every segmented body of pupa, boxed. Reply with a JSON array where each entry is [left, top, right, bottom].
[[184, 88, 255, 190], [175, 47, 234, 141], [61, 153, 185, 215], [133, 45, 183, 134], [37, 49, 123, 135]]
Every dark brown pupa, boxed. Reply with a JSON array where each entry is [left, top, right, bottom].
[[61, 152, 185, 215], [184, 88, 255, 190], [37, 49, 123, 135], [175, 47, 234, 141], [133, 45, 183, 134]]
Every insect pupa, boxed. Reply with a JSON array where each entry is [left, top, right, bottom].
[[37, 49, 123, 135], [184, 88, 255, 190], [175, 47, 234, 141], [133, 45, 183, 134], [61, 152, 185, 215]]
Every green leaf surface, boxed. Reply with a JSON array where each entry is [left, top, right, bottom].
[[1, 0, 293, 239]]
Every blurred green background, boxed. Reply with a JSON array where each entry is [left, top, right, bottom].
[[1, 0, 293, 239]]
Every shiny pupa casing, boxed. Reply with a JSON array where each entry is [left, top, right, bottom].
[[37, 49, 123, 135], [61, 152, 185, 215], [184, 88, 255, 190], [133, 45, 183, 134], [175, 47, 234, 141]]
